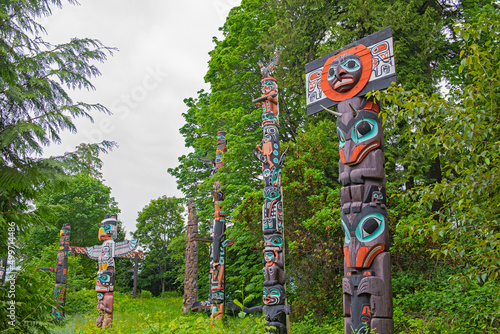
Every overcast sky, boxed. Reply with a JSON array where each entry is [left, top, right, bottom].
[[42, 0, 241, 236]]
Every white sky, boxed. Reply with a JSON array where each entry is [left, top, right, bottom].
[[42, 0, 241, 236]]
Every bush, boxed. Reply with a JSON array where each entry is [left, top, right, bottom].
[[65, 289, 95, 315], [141, 290, 153, 299]]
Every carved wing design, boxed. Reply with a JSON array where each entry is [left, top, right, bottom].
[[86, 245, 102, 259], [114, 239, 138, 257]]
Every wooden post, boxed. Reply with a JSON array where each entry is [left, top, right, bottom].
[[133, 253, 139, 299], [182, 198, 199, 313]]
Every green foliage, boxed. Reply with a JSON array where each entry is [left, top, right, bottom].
[[392, 267, 500, 333], [291, 313, 344, 333], [140, 290, 152, 299], [20, 174, 124, 293], [52, 293, 269, 334], [133, 196, 185, 295], [64, 288, 95, 316], [374, 5, 500, 284], [168, 0, 500, 328], [0, 0, 116, 254], [0, 263, 54, 333], [0, 0, 116, 332], [27, 174, 122, 249]]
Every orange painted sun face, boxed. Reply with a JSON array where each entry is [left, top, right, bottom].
[[327, 53, 363, 93], [320, 45, 372, 102]]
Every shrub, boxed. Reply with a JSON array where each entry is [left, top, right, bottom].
[[141, 290, 153, 299]]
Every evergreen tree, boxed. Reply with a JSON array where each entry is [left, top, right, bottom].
[[0, 0, 116, 256]]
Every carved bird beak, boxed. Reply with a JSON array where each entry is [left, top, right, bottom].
[[320, 105, 342, 117]]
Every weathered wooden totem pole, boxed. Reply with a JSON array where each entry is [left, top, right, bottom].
[[85, 214, 138, 329], [191, 130, 234, 322], [305, 27, 396, 334], [240, 53, 290, 334], [182, 198, 199, 313], [38, 223, 71, 320]]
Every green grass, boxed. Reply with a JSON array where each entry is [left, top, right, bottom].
[[47, 291, 341, 333], [48, 292, 269, 334]]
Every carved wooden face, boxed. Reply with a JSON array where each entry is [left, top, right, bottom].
[[263, 284, 286, 305], [264, 250, 275, 264], [337, 110, 383, 165], [327, 53, 363, 93], [262, 111, 279, 126], [60, 224, 70, 237], [261, 79, 277, 94], [96, 269, 115, 292], [264, 233, 284, 253], [341, 206, 389, 268], [99, 217, 117, 241]]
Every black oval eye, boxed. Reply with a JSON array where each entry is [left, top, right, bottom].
[[356, 121, 373, 137], [329, 68, 335, 77], [346, 60, 357, 69], [362, 218, 380, 237]]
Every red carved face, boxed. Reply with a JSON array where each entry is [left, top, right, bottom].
[[327, 53, 363, 93]]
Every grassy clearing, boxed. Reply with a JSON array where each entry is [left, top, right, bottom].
[[47, 291, 340, 333], [48, 292, 268, 334]]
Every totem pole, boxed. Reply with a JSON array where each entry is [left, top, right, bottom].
[[0, 258, 8, 285], [238, 53, 291, 334], [209, 130, 234, 322], [85, 214, 138, 329], [182, 198, 199, 313], [191, 130, 234, 322], [38, 223, 71, 320], [305, 27, 397, 334]]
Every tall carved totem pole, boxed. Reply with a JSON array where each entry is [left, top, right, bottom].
[[38, 223, 71, 320], [247, 53, 290, 334], [182, 198, 199, 313], [209, 130, 234, 321], [305, 27, 397, 334], [85, 214, 138, 328], [191, 131, 234, 322]]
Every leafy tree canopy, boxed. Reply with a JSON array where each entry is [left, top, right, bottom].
[[133, 196, 185, 295]]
